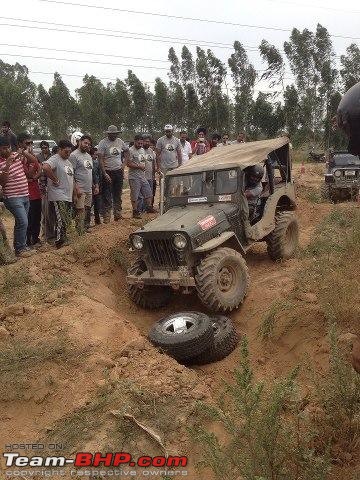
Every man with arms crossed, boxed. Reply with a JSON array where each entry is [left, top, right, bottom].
[[97, 125, 129, 223], [156, 125, 182, 174]]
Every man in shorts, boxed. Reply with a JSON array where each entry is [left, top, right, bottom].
[[127, 135, 156, 219]]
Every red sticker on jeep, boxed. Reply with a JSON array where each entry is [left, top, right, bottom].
[[198, 215, 217, 230]]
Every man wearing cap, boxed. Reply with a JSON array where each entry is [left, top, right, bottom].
[[155, 125, 182, 174], [97, 125, 129, 222]]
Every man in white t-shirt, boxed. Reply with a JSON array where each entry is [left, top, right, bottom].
[[97, 125, 129, 222], [179, 131, 192, 165]]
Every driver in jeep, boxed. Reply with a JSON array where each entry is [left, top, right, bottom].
[[244, 164, 264, 217]]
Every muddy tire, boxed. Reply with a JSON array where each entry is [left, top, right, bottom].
[[187, 315, 239, 365], [195, 247, 249, 313], [267, 211, 299, 260], [320, 184, 332, 202], [127, 259, 172, 309], [149, 311, 214, 361]]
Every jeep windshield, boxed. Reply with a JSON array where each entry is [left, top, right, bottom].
[[331, 154, 360, 166], [166, 169, 238, 197]]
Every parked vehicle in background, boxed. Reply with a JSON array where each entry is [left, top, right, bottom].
[[32, 140, 57, 156], [321, 151, 360, 202], [308, 150, 325, 163]]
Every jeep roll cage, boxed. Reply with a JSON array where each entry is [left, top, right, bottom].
[[164, 137, 292, 210]]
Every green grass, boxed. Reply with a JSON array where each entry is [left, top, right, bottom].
[[0, 334, 85, 402], [0, 264, 72, 305], [42, 378, 188, 457], [258, 299, 295, 341], [192, 336, 330, 480], [108, 239, 134, 270], [0, 266, 31, 297], [296, 206, 360, 326]]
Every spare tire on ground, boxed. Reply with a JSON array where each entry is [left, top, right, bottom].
[[148, 311, 214, 361], [187, 315, 239, 365]]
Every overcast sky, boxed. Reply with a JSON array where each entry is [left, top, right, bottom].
[[1, 0, 359, 95]]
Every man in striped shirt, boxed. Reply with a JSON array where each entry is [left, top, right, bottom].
[[0, 135, 38, 257]]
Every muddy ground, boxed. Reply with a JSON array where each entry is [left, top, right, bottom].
[[0, 162, 359, 479]]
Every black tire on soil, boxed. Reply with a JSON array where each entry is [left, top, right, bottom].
[[266, 211, 299, 261], [320, 184, 332, 202], [127, 259, 172, 309], [195, 247, 249, 313], [187, 315, 239, 365], [148, 311, 214, 361]]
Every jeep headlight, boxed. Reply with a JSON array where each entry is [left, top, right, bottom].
[[173, 233, 188, 250], [334, 170, 342, 177], [132, 235, 144, 250]]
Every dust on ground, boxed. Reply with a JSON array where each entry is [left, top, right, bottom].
[[0, 163, 359, 479]]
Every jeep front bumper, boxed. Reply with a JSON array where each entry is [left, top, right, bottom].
[[126, 269, 196, 288]]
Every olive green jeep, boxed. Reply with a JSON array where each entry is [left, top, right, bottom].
[[126, 137, 299, 313]]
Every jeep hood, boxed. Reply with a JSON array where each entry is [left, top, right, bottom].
[[136, 203, 237, 233]]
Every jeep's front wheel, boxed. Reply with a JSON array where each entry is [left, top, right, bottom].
[[127, 259, 172, 309], [266, 211, 299, 260], [195, 247, 249, 313]]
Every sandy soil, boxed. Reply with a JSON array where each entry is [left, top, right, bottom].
[[0, 162, 355, 479]]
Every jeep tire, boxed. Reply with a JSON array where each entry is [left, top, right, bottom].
[[195, 247, 249, 313], [188, 315, 239, 365], [267, 211, 299, 260], [148, 311, 214, 361], [128, 259, 172, 309]]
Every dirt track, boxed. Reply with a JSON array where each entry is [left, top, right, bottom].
[[0, 162, 350, 479]]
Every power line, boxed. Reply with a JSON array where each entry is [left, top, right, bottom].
[[0, 52, 169, 69], [28, 69, 286, 93], [28, 70, 156, 83], [0, 21, 243, 51], [0, 52, 295, 76], [0, 42, 169, 64], [265, 0, 360, 14], [0, 18, 347, 61], [0, 16, 259, 51], [38, 0, 360, 41], [38, 0, 293, 32]]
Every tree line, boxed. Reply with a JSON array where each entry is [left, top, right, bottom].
[[0, 23, 358, 148]]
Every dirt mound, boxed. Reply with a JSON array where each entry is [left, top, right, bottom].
[[1, 171, 359, 479]]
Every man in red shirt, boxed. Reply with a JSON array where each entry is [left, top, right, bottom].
[[191, 127, 210, 156], [0, 135, 38, 257], [19, 133, 42, 246]]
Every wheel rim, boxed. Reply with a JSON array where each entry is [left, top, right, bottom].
[[218, 266, 236, 292], [162, 315, 196, 335]]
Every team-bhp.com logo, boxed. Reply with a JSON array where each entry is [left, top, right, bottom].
[[3, 452, 188, 468]]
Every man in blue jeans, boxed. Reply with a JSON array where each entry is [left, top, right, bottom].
[[0, 135, 38, 257], [97, 125, 129, 222]]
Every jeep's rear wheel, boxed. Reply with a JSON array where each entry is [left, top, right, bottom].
[[195, 247, 249, 313], [266, 211, 299, 260], [127, 259, 172, 309]]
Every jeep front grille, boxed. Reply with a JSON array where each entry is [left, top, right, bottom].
[[146, 238, 179, 268]]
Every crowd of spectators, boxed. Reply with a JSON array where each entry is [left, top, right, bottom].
[[0, 120, 246, 263]]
